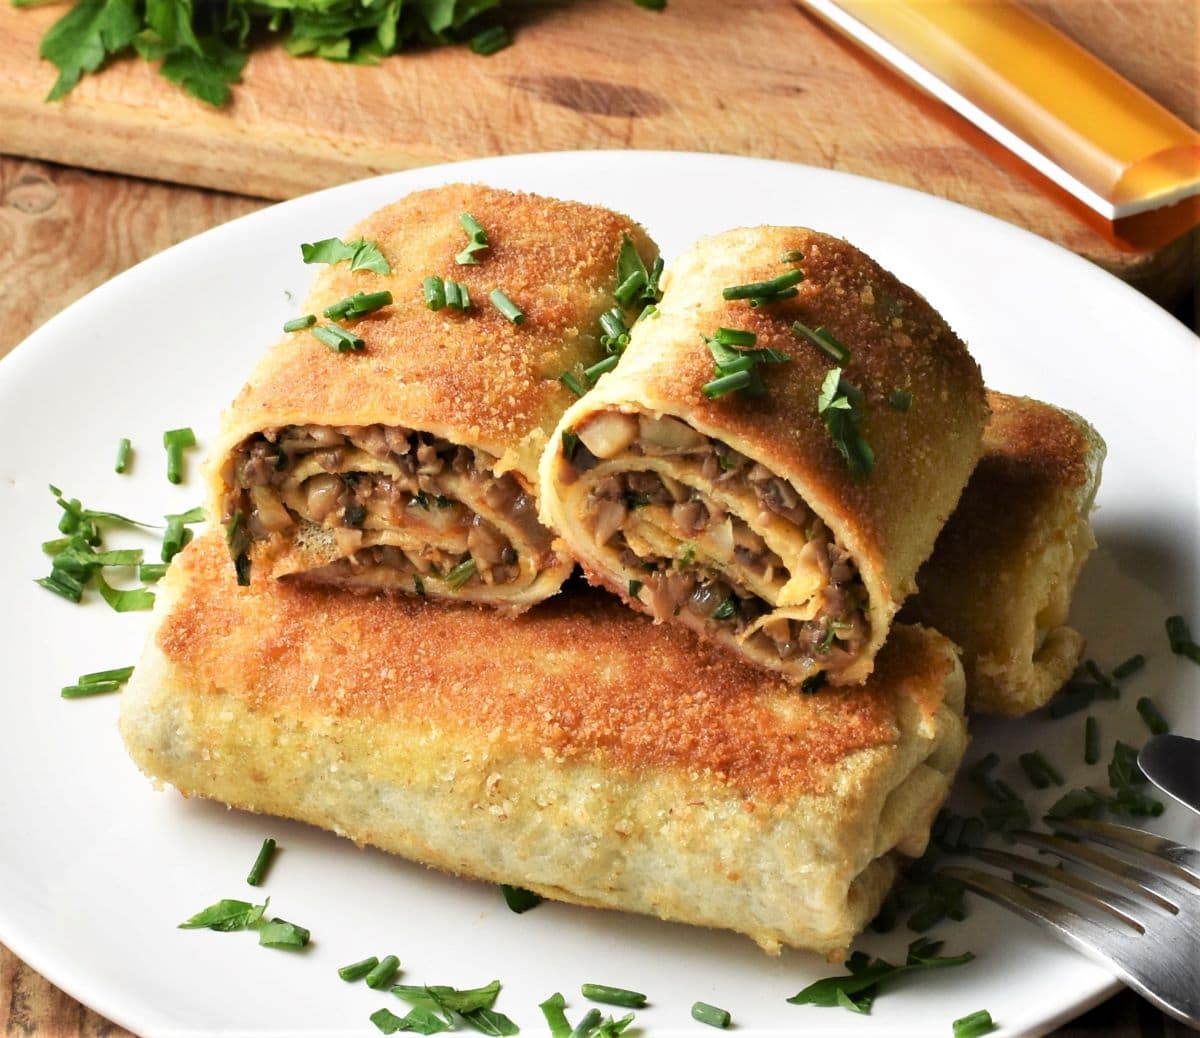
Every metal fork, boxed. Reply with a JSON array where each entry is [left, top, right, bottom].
[[941, 817, 1200, 1028]]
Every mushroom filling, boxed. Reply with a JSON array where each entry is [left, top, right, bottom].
[[565, 410, 870, 670], [223, 424, 549, 592]]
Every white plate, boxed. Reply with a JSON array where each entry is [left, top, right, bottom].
[[0, 152, 1196, 1038]]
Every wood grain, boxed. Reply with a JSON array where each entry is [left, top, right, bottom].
[[0, 0, 1196, 292]]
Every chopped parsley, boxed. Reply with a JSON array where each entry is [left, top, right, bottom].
[[817, 367, 873, 481], [787, 937, 974, 1013], [301, 237, 391, 275]]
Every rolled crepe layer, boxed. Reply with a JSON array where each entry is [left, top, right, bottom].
[[209, 184, 658, 611], [903, 392, 1105, 715], [120, 534, 967, 957], [540, 227, 987, 685]]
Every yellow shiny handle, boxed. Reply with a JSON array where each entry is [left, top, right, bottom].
[[811, 0, 1200, 218]]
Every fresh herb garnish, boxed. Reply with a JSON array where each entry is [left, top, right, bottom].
[[311, 323, 365, 352], [584, 355, 620, 384], [365, 954, 402, 989], [500, 884, 542, 913], [690, 1002, 731, 1028], [340, 956, 380, 982], [283, 314, 316, 333], [456, 213, 491, 265], [711, 596, 737, 620], [390, 980, 516, 1034], [94, 571, 156, 612], [580, 984, 645, 1009], [560, 372, 587, 397], [61, 665, 135, 699], [163, 426, 196, 485], [953, 1009, 997, 1038], [1017, 750, 1063, 789], [371, 1006, 450, 1035], [787, 937, 974, 1012], [460, 1008, 519, 1036], [817, 367, 873, 481], [889, 389, 913, 411], [539, 993, 571, 1038], [627, 579, 643, 598], [613, 234, 662, 310], [1084, 715, 1100, 764], [1112, 654, 1145, 679], [1136, 696, 1169, 735], [226, 510, 251, 587], [489, 289, 524, 324], [257, 917, 310, 948], [114, 437, 131, 474], [161, 515, 193, 563], [469, 26, 512, 56], [701, 330, 790, 399], [324, 290, 393, 320], [722, 269, 804, 306], [246, 837, 277, 887], [445, 559, 477, 591], [1165, 615, 1200, 663], [792, 319, 850, 364], [302, 237, 391, 275], [179, 898, 268, 932], [561, 429, 580, 462]]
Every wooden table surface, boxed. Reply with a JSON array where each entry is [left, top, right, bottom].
[[0, 1, 1196, 1034]]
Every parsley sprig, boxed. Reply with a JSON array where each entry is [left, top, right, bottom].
[[787, 937, 974, 1013]]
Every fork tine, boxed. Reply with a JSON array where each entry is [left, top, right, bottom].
[[971, 847, 1151, 929], [1048, 818, 1200, 888], [940, 864, 1136, 956], [1014, 830, 1185, 910], [942, 865, 1200, 1028]]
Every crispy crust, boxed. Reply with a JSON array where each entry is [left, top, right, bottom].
[[540, 226, 988, 683], [120, 534, 967, 956], [206, 184, 657, 604], [903, 392, 1106, 715]]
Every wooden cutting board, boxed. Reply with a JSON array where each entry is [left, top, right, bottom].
[[0, 0, 1196, 298]]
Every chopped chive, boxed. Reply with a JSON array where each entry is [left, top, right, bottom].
[[580, 983, 646, 1008], [443, 279, 462, 311], [365, 954, 400, 989], [560, 371, 587, 397], [561, 429, 580, 462], [1049, 685, 1093, 718], [445, 558, 477, 591], [163, 427, 196, 485], [37, 574, 83, 603], [1166, 615, 1200, 662], [139, 563, 169, 582], [749, 286, 799, 306], [953, 1009, 997, 1038], [80, 665, 134, 684], [1136, 696, 1169, 735], [283, 314, 316, 332], [413, 574, 425, 597], [584, 355, 620, 384], [324, 290, 393, 320], [460, 212, 487, 243], [1084, 715, 1100, 765], [42, 537, 71, 556], [628, 579, 643, 598], [702, 370, 754, 399], [311, 323, 365, 352], [713, 327, 757, 347], [792, 319, 850, 364], [500, 884, 542, 913], [723, 269, 804, 301], [691, 1002, 731, 1028], [1112, 654, 1145, 679], [61, 680, 122, 698], [424, 275, 447, 310], [246, 837, 277, 886], [162, 516, 193, 563], [470, 25, 511, 55], [1019, 751, 1060, 788], [339, 956, 379, 982], [489, 289, 524, 324], [889, 389, 913, 411], [569, 1009, 601, 1038], [115, 438, 132, 474]]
